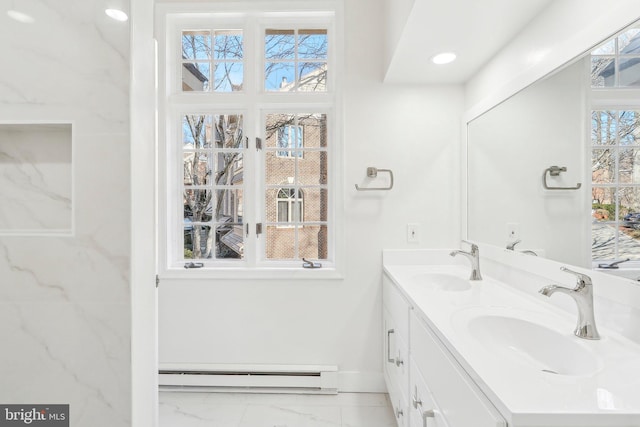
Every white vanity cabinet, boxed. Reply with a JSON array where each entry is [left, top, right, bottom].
[[383, 275, 410, 426], [383, 272, 506, 427], [410, 311, 505, 427]]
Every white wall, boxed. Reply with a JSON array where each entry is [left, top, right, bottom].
[[0, 1, 131, 425], [382, 0, 416, 74], [465, 0, 640, 119], [158, 0, 464, 390], [467, 59, 589, 267]]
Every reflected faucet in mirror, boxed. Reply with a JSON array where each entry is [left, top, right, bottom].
[[597, 258, 630, 269], [450, 241, 482, 281], [506, 239, 538, 256]]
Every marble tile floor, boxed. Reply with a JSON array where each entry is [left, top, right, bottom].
[[159, 391, 397, 427]]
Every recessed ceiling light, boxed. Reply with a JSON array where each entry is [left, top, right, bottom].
[[7, 10, 35, 24], [431, 52, 457, 65], [105, 8, 128, 22]]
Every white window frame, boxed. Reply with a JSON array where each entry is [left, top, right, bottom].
[[156, 1, 344, 280], [590, 95, 640, 266]]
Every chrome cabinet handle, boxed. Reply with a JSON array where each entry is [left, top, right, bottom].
[[395, 350, 404, 367], [422, 409, 435, 427], [412, 385, 422, 409], [386, 329, 395, 363], [396, 407, 404, 419]]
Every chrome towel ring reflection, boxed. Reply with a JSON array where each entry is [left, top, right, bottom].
[[543, 166, 581, 190], [355, 167, 394, 191]]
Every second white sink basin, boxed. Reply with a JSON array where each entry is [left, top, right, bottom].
[[412, 273, 471, 291], [458, 310, 601, 376]]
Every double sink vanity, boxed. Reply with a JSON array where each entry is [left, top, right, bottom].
[[382, 243, 640, 427]]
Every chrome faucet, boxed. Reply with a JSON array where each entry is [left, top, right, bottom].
[[450, 241, 482, 280], [539, 267, 600, 340], [506, 239, 538, 256], [506, 239, 521, 250]]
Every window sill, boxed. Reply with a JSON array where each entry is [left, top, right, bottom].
[[159, 265, 344, 281]]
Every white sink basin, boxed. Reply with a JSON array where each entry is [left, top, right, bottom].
[[412, 273, 471, 291], [461, 312, 600, 376]]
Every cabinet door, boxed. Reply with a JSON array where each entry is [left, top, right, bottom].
[[410, 312, 506, 427], [383, 308, 409, 397], [409, 359, 449, 427]]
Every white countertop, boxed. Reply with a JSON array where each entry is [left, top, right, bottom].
[[383, 259, 640, 427]]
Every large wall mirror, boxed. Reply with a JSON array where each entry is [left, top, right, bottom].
[[467, 20, 640, 271]]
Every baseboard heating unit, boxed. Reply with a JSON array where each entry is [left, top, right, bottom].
[[159, 364, 338, 394]]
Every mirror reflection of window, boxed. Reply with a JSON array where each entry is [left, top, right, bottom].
[[591, 26, 640, 88]]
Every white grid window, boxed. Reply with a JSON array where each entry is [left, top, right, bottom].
[[158, 3, 340, 275], [590, 24, 640, 263]]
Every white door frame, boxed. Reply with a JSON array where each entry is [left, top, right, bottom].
[[131, 0, 159, 426]]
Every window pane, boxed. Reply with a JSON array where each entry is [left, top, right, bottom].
[[183, 152, 212, 186], [265, 29, 295, 59], [184, 224, 213, 259], [592, 39, 616, 55], [184, 189, 213, 222], [591, 57, 615, 88], [214, 30, 243, 59], [216, 223, 244, 259], [300, 188, 328, 222], [618, 58, 640, 87], [213, 62, 243, 92], [299, 114, 327, 148], [265, 225, 296, 259], [618, 28, 640, 53], [266, 114, 295, 146], [182, 31, 211, 60], [183, 115, 212, 149], [298, 225, 328, 260], [592, 222, 618, 260], [619, 187, 640, 220], [214, 189, 243, 221], [182, 62, 210, 92], [211, 114, 243, 148], [619, 148, 640, 184], [619, 111, 640, 145], [265, 62, 295, 91], [591, 111, 617, 145], [213, 152, 243, 185], [297, 151, 328, 185], [298, 62, 327, 92], [298, 29, 328, 59], [592, 187, 616, 222], [265, 152, 295, 185]]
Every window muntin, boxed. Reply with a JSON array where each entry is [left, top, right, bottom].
[[181, 29, 244, 92]]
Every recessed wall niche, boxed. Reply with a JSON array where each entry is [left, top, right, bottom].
[[0, 123, 73, 235]]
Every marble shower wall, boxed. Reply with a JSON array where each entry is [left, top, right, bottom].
[[0, 1, 131, 426]]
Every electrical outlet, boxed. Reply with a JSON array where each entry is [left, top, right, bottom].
[[407, 223, 420, 243], [506, 223, 520, 240]]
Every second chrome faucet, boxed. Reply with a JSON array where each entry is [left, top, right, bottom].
[[450, 241, 482, 281], [539, 267, 600, 340]]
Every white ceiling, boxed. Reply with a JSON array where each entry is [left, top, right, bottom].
[[384, 0, 554, 84]]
